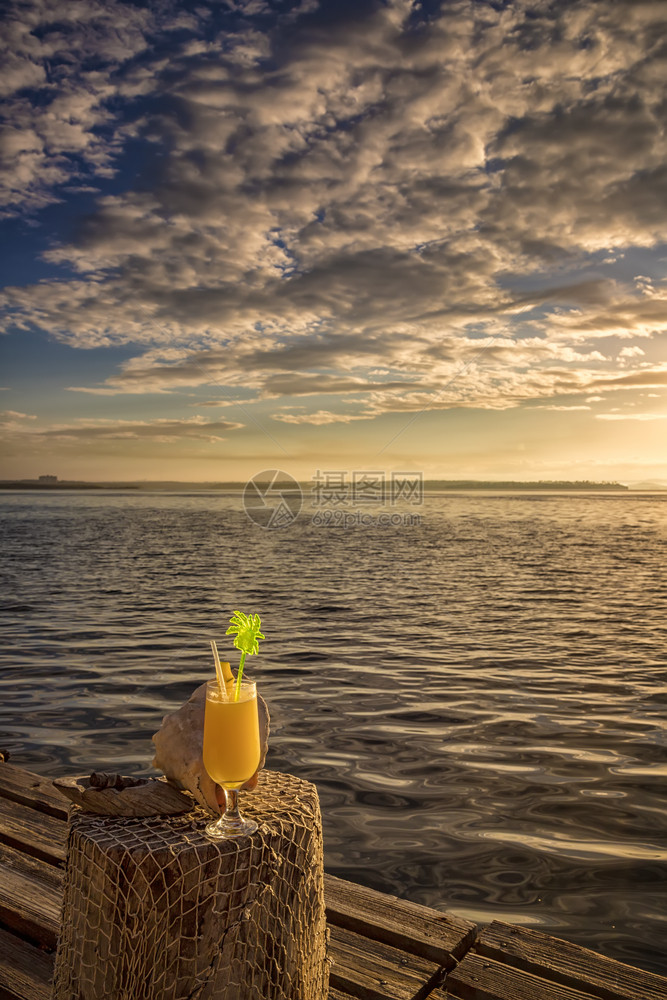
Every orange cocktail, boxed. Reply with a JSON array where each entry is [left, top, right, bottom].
[[202, 678, 260, 838], [203, 681, 260, 789]]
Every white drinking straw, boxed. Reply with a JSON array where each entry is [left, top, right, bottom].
[[210, 639, 228, 700]]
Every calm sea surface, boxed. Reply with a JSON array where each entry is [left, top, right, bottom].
[[1, 490, 666, 973]]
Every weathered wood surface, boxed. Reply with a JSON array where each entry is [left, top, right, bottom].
[[0, 765, 67, 821], [52, 773, 192, 816], [3, 761, 667, 1000], [328, 924, 445, 1000], [0, 842, 61, 949], [0, 927, 53, 1000], [475, 921, 667, 1000], [53, 770, 330, 1000], [325, 872, 475, 966], [442, 921, 667, 1000], [0, 796, 66, 866], [442, 951, 604, 1000], [0, 761, 476, 1000]]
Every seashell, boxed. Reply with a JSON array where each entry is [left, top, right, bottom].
[[151, 681, 270, 814], [53, 774, 192, 816]]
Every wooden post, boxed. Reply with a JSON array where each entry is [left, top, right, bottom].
[[53, 770, 329, 1000]]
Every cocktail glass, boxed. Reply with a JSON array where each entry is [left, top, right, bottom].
[[203, 678, 260, 838]]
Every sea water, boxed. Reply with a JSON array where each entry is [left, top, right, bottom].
[[1, 489, 665, 972]]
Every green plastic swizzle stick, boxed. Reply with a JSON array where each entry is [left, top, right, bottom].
[[226, 610, 265, 701]]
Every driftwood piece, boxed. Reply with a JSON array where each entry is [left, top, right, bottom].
[[52, 775, 192, 816], [53, 769, 329, 1000], [89, 772, 145, 789], [152, 681, 270, 813]]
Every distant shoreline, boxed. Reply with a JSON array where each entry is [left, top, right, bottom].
[[0, 479, 651, 492]]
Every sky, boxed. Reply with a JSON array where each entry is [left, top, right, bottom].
[[1, 0, 666, 484]]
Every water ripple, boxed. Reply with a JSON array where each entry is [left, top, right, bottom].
[[1, 490, 666, 973]]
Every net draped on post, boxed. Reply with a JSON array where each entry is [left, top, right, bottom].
[[53, 770, 329, 1000]]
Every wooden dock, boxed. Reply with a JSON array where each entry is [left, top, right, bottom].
[[1, 760, 665, 1000]]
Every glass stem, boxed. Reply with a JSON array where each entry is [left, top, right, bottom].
[[224, 787, 240, 823]]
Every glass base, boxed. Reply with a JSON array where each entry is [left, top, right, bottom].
[[205, 814, 258, 839]]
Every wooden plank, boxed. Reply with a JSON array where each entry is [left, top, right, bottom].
[[0, 927, 53, 1000], [328, 923, 443, 1000], [443, 952, 607, 1000], [2, 761, 660, 1000], [0, 765, 67, 821], [0, 797, 66, 866], [325, 874, 475, 967], [474, 921, 667, 1000], [0, 843, 62, 950]]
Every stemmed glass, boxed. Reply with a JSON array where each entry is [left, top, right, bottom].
[[202, 678, 260, 838]]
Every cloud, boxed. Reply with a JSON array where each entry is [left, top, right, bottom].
[[596, 412, 667, 421], [593, 367, 667, 389], [618, 345, 645, 359], [532, 405, 592, 412], [272, 409, 374, 425], [0, 0, 161, 215], [2, 415, 242, 442], [1, 0, 667, 427], [262, 372, 419, 397], [540, 288, 667, 341], [0, 410, 36, 422], [57, 340, 667, 423]]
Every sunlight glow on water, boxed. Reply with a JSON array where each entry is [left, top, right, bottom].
[[1, 490, 666, 973]]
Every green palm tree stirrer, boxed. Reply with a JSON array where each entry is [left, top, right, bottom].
[[226, 611, 265, 701]]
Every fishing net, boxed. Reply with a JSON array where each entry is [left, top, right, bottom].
[[53, 770, 329, 1000]]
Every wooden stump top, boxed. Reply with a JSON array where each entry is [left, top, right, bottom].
[[64, 768, 320, 858], [54, 769, 329, 1000]]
